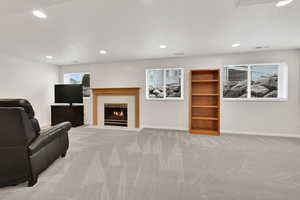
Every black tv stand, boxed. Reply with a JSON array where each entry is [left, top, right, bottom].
[[51, 105, 84, 127]]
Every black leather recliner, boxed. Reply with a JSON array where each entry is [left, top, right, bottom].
[[0, 99, 71, 187]]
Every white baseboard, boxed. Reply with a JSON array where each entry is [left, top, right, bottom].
[[222, 130, 300, 139], [142, 125, 188, 131]]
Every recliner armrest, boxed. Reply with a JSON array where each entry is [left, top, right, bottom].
[[40, 122, 72, 136], [29, 122, 71, 155]]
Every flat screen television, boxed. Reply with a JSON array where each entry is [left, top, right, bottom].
[[55, 84, 83, 104]]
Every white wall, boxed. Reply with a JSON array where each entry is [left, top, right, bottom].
[[60, 50, 300, 136], [0, 54, 59, 126]]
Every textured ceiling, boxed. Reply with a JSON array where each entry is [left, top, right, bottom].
[[0, 0, 74, 16], [0, 0, 299, 65], [236, 0, 279, 6]]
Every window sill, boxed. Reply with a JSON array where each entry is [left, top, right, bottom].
[[222, 98, 288, 102], [146, 98, 184, 101]]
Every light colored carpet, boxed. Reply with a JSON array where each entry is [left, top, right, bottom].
[[1, 127, 300, 200]]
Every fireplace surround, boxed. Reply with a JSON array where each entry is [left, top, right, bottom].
[[92, 88, 140, 128]]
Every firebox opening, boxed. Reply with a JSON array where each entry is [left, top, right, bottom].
[[104, 103, 128, 127]]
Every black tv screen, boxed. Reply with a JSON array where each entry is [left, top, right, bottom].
[[55, 84, 83, 104]]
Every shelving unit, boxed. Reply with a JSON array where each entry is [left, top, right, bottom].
[[189, 69, 220, 136]]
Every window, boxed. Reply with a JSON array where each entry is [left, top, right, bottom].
[[223, 63, 288, 100], [146, 68, 184, 100], [64, 73, 91, 97], [223, 66, 248, 98]]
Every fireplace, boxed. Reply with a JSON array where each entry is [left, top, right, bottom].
[[92, 88, 140, 128], [104, 104, 128, 127]]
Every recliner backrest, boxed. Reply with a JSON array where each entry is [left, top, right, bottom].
[[0, 107, 36, 146], [0, 99, 35, 118], [0, 107, 33, 184], [0, 99, 39, 143]]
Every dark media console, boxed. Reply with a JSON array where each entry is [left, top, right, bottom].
[[51, 105, 84, 127]]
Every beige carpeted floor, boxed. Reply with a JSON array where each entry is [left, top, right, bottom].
[[1, 127, 300, 200]]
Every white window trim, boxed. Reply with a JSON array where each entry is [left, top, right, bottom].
[[222, 62, 288, 102], [63, 72, 91, 99], [146, 68, 184, 101], [223, 98, 288, 102]]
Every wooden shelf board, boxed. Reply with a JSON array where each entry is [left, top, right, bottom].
[[191, 69, 220, 72], [190, 129, 220, 136], [192, 93, 219, 96], [192, 117, 218, 121], [192, 105, 218, 108], [192, 80, 218, 83]]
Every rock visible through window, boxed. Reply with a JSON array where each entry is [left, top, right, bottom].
[[146, 68, 184, 100], [251, 65, 278, 98], [222, 63, 287, 100], [223, 66, 248, 98]]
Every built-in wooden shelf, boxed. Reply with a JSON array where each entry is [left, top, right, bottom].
[[192, 117, 218, 121], [192, 105, 218, 108], [192, 80, 218, 83], [190, 129, 219, 135], [189, 69, 220, 136]]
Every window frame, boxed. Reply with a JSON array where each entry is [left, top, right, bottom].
[[145, 68, 184, 101], [222, 63, 288, 102], [63, 72, 91, 99]]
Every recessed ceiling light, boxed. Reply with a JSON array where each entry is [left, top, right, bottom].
[[32, 10, 47, 19], [232, 43, 241, 48], [276, 0, 293, 7], [46, 56, 53, 59], [99, 50, 107, 54], [160, 44, 167, 49]]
